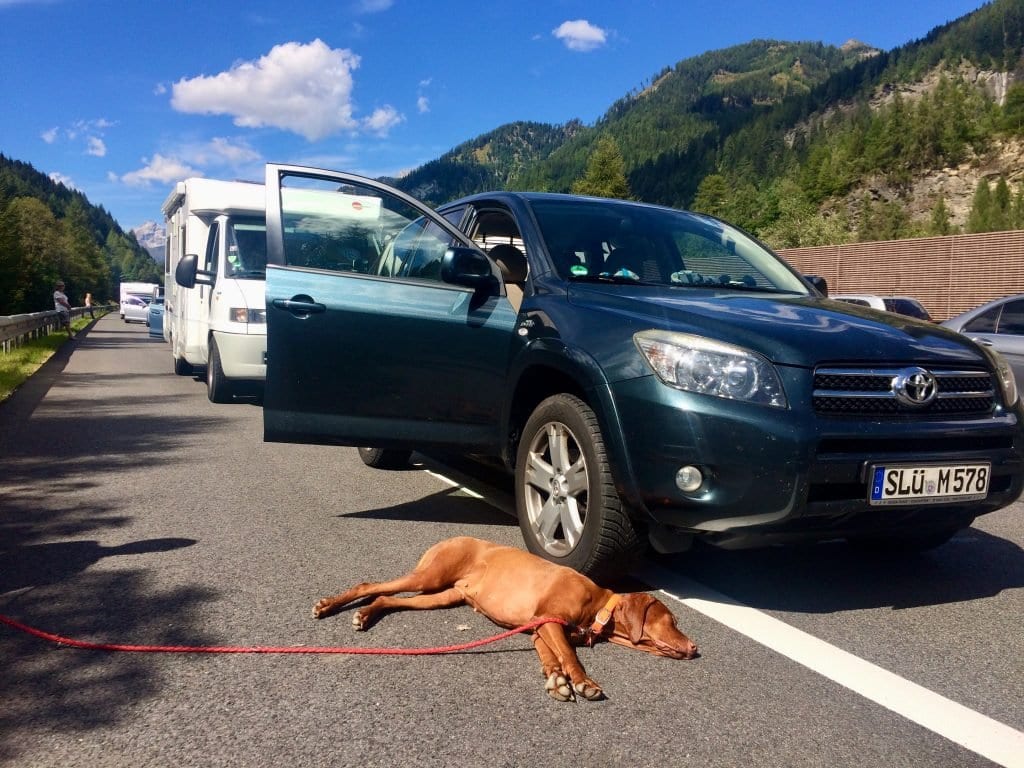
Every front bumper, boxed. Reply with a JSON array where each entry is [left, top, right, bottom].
[[212, 329, 266, 381], [609, 374, 1024, 546]]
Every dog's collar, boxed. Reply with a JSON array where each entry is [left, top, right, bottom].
[[589, 593, 621, 637]]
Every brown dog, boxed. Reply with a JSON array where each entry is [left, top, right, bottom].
[[312, 536, 698, 701]]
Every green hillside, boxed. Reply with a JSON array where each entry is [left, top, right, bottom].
[[396, 0, 1024, 248], [0, 154, 160, 316]]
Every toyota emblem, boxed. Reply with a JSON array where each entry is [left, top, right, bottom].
[[893, 367, 938, 406]]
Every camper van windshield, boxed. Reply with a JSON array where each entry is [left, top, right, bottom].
[[226, 218, 267, 279]]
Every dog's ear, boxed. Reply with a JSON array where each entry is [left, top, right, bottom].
[[619, 593, 655, 644]]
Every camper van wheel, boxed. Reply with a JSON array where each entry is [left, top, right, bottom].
[[173, 355, 193, 376], [207, 339, 234, 403]]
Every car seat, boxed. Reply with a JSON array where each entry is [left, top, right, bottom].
[[489, 244, 528, 312]]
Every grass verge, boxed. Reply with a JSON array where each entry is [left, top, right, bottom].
[[0, 316, 92, 403]]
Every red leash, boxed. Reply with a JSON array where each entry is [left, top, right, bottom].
[[0, 613, 568, 656]]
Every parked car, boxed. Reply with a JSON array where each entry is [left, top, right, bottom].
[[942, 294, 1024, 388], [261, 165, 1024, 578], [123, 295, 151, 324], [831, 293, 933, 321], [146, 295, 165, 338]]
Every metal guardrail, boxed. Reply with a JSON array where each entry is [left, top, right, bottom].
[[0, 305, 115, 353]]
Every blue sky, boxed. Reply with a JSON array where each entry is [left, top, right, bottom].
[[0, 0, 987, 232]]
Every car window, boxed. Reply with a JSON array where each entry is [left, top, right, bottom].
[[884, 298, 931, 320], [390, 217, 452, 282], [528, 198, 807, 293], [997, 299, 1024, 335], [277, 177, 451, 278], [964, 306, 1000, 333]]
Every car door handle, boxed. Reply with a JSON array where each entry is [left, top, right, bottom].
[[968, 337, 993, 347], [272, 298, 326, 315]]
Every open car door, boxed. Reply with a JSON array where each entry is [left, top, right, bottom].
[[262, 164, 518, 453]]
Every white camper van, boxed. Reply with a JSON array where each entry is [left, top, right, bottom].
[[120, 281, 159, 320], [162, 178, 267, 402]]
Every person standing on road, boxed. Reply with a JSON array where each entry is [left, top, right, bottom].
[[53, 280, 74, 338], [84, 292, 95, 319]]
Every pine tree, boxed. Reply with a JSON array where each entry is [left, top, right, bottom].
[[992, 176, 1011, 231], [929, 194, 952, 235], [692, 174, 730, 218], [967, 179, 994, 233], [571, 136, 631, 199]]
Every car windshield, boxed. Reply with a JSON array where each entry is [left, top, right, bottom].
[[226, 218, 267, 279], [528, 198, 809, 294]]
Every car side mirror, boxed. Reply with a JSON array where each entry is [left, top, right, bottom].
[[804, 274, 828, 297], [440, 247, 497, 291], [175, 253, 214, 288]]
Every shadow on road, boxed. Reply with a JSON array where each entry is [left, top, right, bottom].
[[651, 526, 1024, 612], [338, 486, 517, 527], [0, 321, 229, 763]]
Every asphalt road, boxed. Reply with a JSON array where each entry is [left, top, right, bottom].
[[2, 314, 1023, 768]]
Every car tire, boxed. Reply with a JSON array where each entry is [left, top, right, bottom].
[[358, 447, 412, 470], [206, 339, 234, 403], [515, 393, 643, 579]]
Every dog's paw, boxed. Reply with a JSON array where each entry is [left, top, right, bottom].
[[573, 679, 605, 701], [352, 609, 370, 631], [311, 599, 335, 619], [544, 672, 574, 702]]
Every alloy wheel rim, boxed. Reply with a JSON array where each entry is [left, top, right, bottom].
[[522, 420, 589, 556]]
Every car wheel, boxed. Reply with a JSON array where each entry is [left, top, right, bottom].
[[358, 447, 412, 469], [206, 339, 234, 403], [848, 521, 970, 554], [515, 393, 643, 578]]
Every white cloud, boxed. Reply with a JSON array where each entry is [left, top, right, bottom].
[[121, 154, 202, 187], [154, 82, 168, 95], [87, 137, 107, 157], [191, 136, 261, 166], [417, 95, 430, 114], [553, 19, 607, 52], [48, 172, 76, 189], [41, 127, 58, 144], [363, 105, 404, 136], [354, 0, 393, 12], [171, 39, 374, 141]]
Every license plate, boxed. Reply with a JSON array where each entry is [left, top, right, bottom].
[[868, 463, 990, 506]]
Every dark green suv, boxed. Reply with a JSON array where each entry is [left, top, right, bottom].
[[262, 165, 1024, 577]]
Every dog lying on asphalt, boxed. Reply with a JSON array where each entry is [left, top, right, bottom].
[[312, 536, 698, 701]]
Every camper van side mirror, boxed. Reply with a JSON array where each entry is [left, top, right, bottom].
[[175, 253, 214, 289]]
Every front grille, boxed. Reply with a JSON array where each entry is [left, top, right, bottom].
[[813, 367, 995, 416]]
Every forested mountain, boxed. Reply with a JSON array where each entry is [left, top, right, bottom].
[[0, 154, 160, 315], [395, 0, 1024, 249], [4, 0, 1024, 318]]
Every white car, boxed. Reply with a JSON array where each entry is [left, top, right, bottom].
[[122, 295, 151, 323], [830, 293, 932, 321]]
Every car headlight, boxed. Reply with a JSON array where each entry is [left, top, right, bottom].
[[230, 308, 267, 324], [634, 330, 788, 408], [982, 346, 1018, 406]]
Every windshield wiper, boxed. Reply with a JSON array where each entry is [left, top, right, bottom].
[[569, 273, 655, 285]]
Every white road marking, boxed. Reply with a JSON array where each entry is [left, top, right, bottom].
[[635, 562, 1024, 768], [422, 464, 1024, 768]]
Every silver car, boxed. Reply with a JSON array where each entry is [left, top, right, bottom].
[[942, 294, 1024, 387]]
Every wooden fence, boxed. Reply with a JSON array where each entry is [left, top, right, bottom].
[[779, 230, 1024, 322]]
